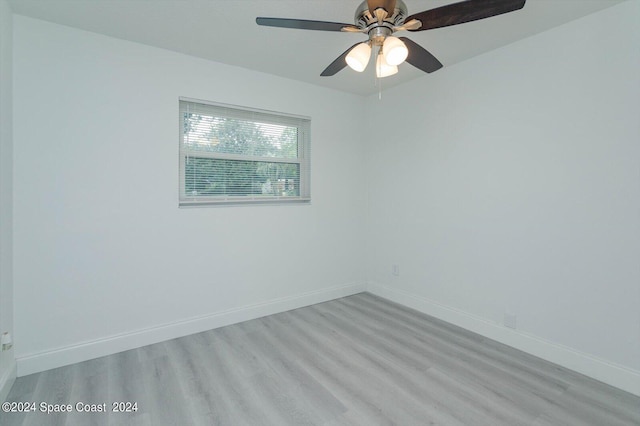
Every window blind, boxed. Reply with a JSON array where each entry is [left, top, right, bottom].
[[179, 99, 311, 206]]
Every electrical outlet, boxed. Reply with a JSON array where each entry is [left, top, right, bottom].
[[503, 313, 517, 329], [392, 264, 400, 276]]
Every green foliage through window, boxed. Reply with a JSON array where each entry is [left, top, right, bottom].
[[179, 100, 310, 205]]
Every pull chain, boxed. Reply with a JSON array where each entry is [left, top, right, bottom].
[[375, 46, 383, 100]]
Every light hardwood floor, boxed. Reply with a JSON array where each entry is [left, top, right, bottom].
[[2, 293, 639, 425]]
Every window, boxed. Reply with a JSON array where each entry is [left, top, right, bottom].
[[179, 99, 311, 206]]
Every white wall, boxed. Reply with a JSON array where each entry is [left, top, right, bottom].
[[8, 0, 640, 397], [12, 16, 367, 374], [0, 0, 16, 402], [365, 1, 640, 395]]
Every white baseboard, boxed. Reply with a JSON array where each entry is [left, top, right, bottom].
[[0, 357, 17, 402], [367, 281, 640, 397], [17, 282, 366, 377]]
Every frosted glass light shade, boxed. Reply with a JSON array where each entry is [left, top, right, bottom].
[[383, 36, 408, 66], [346, 43, 371, 72], [376, 53, 398, 78]]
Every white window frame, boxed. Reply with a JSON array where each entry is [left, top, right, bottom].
[[179, 98, 311, 206]]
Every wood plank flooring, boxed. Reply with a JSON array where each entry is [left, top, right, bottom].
[[1, 293, 639, 425]]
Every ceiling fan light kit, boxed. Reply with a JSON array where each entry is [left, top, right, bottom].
[[383, 36, 409, 66], [257, 0, 526, 78], [346, 42, 372, 72], [375, 52, 398, 78]]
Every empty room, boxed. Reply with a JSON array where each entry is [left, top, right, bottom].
[[0, 0, 639, 425]]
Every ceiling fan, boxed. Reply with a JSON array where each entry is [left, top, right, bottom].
[[257, 0, 526, 78]]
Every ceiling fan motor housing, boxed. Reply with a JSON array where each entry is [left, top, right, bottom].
[[355, 0, 407, 45]]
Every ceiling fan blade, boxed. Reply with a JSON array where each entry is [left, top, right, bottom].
[[399, 37, 443, 73], [256, 17, 358, 32], [321, 42, 362, 77], [406, 0, 526, 31], [367, 0, 397, 16]]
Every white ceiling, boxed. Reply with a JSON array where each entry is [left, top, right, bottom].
[[9, 0, 627, 96]]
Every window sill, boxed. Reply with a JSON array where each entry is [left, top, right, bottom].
[[179, 197, 311, 207]]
